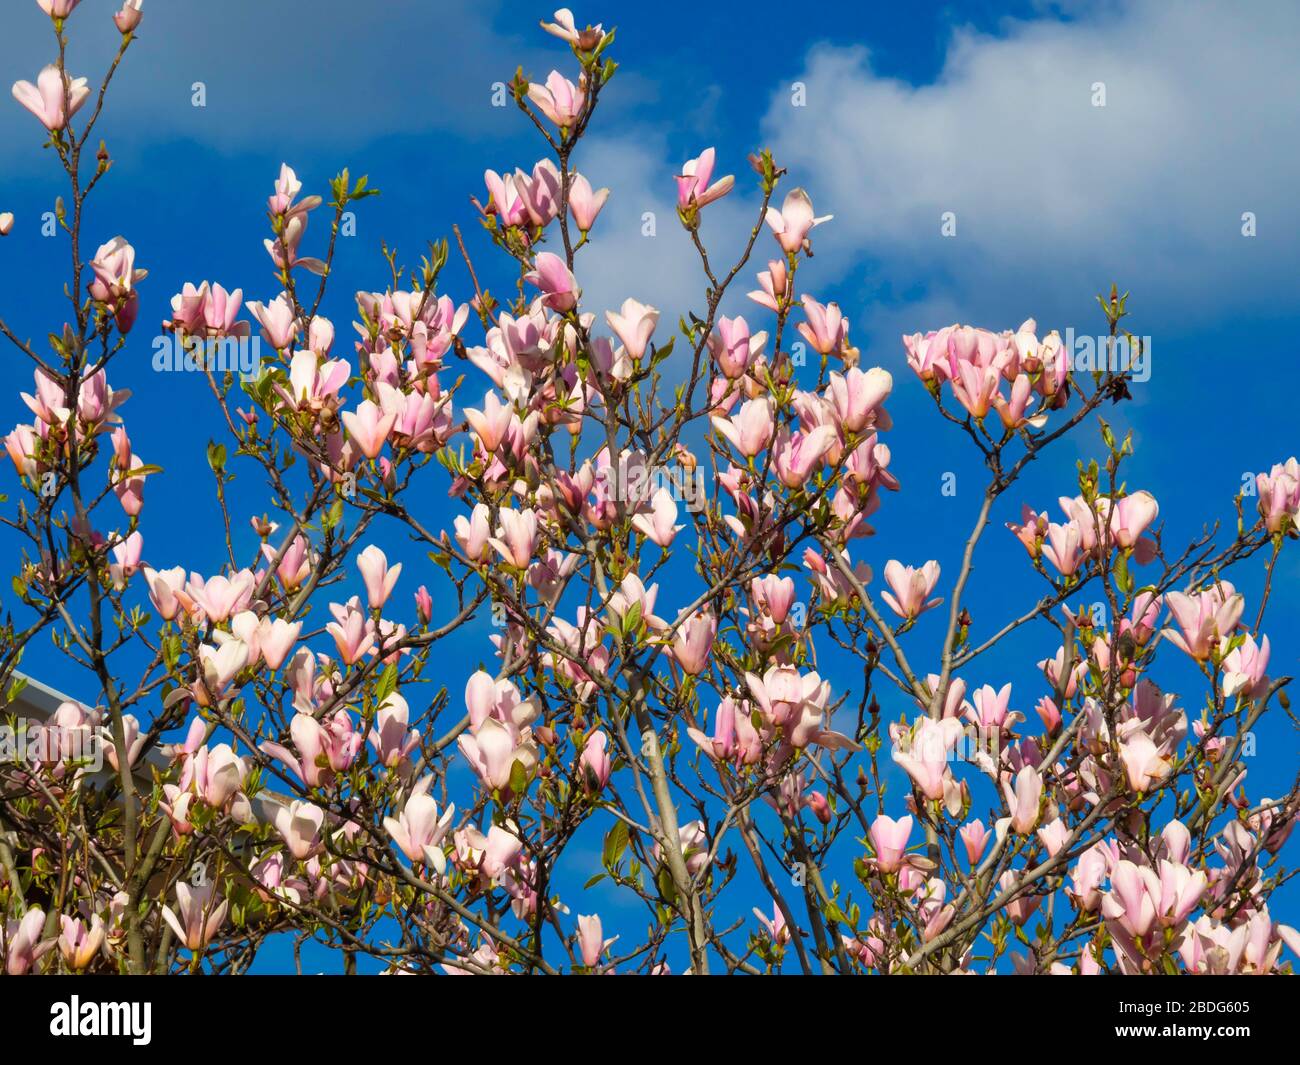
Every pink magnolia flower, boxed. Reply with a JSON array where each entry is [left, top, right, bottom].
[[527, 70, 586, 129], [264, 209, 326, 274], [58, 914, 105, 971], [576, 913, 617, 968], [341, 399, 397, 459], [991, 374, 1047, 431], [489, 507, 539, 568], [260, 534, 310, 590], [457, 822, 524, 881], [368, 693, 421, 768], [74, 369, 130, 431], [687, 695, 760, 765], [1101, 861, 1166, 953], [278, 350, 348, 412], [578, 731, 612, 794], [482, 169, 529, 227], [752, 902, 791, 947], [414, 585, 433, 624], [949, 360, 1001, 420], [870, 814, 913, 873], [828, 366, 892, 434], [326, 597, 376, 664], [1117, 722, 1171, 793], [102, 713, 145, 772], [1068, 843, 1112, 913], [262, 712, 354, 788], [745, 665, 829, 730], [5, 909, 56, 975], [38, 1, 82, 18], [108, 530, 143, 588], [603, 573, 668, 636], [454, 502, 492, 561], [3, 423, 42, 478], [1108, 490, 1159, 549], [274, 799, 325, 859], [88, 237, 147, 321], [195, 644, 244, 708], [772, 425, 837, 489], [1222, 633, 1270, 700], [1038, 647, 1086, 698], [653, 820, 711, 878], [458, 718, 538, 792], [764, 188, 832, 254], [525, 251, 581, 312], [161, 883, 228, 952], [193, 282, 246, 339], [12, 65, 90, 131], [1255, 458, 1300, 534], [751, 574, 796, 624], [999, 767, 1043, 835], [605, 298, 659, 361], [675, 148, 734, 209], [747, 258, 789, 311], [1162, 583, 1244, 661], [113, 0, 144, 33], [880, 560, 943, 619], [631, 488, 682, 548], [248, 293, 300, 350], [712, 396, 776, 457], [959, 820, 990, 865], [1037, 817, 1070, 857], [463, 671, 540, 732], [384, 792, 455, 873], [966, 682, 1021, 732], [465, 390, 514, 454], [266, 164, 321, 219], [186, 569, 255, 623], [707, 316, 766, 379], [797, 295, 847, 356], [671, 609, 716, 676], [258, 617, 301, 671], [142, 565, 189, 620], [1042, 521, 1084, 577], [540, 8, 604, 46], [568, 173, 609, 231], [892, 716, 963, 800], [182, 742, 248, 809], [514, 160, 562, 226], [357, 544, 402, 610]]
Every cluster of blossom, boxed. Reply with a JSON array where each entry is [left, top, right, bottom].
[[903, 319, 1069, 427], [1, 1, 1296, 977]]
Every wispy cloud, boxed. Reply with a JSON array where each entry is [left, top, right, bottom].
[[758, 0, 1300, 339]]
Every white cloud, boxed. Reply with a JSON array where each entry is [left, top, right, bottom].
[[1, 0, 555, 156], [570, 133, 768, 328], [759, 0, 1300, 337]]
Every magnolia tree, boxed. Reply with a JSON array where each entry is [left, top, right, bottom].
[[0, 2, 1297, 977]]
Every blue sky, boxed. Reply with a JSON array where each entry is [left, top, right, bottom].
[[1, 0, 1296, 972]]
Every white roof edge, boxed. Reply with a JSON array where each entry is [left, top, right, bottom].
[[4, 670, 287, 819]]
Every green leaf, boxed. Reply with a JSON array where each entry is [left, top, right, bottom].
[[375, 663, 398, 702], [206, 441, 227, 472], [602, 820, 630, 868], [508, 758, 529, 796]]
